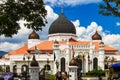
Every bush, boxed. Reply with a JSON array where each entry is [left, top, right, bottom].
[[83, 68, 105, 77], [46, 74, 55, 80]]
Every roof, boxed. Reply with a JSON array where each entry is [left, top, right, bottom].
[[29, 41, 54, 51], [49, 13, 76, 34], [28, 30, 40, 39], [92, 31, 102, 40], [8, 41, 119, 55], [8, 44, 28, 55]]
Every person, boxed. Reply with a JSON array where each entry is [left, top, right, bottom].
[[98, 75, 102, 80], [56, 71, 62, 80], [62, 72, 68, 80]]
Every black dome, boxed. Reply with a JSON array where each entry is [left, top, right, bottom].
[[49, 13, 76, 34]]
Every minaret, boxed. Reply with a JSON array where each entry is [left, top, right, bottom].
[[98, 41, 105, 70], [28, 30, 40, 48], [53, 40, 60, 74], [92, 29, 102, 42], [30, 55, 39, 80]]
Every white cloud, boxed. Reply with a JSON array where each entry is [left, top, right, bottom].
[[116, 22, 120, 26], [73, 20, 120, 52], [73, 20, 103, 40], [0, 5, 120, 54], [0, 42, 23, 51], [0, 5, 58, 52], [103, 34, 120, 47], [45, 0, 102, 6]]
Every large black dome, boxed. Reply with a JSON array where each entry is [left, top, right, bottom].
[[49, 13, 76, 34]]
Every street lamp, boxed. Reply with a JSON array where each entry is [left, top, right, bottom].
[[23, 53, 31, 80], [56, 61, 59, 71]]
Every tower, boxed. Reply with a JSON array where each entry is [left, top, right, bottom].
[[53, 40, 60, 74], [28, 30, 40, 48], [98, 41, 105, 70]]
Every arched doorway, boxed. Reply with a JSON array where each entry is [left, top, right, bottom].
[[93, 57, 98, 69], [44, 64, 51, 70], [13, 65, 17, 73], [61, 57, 65, 72], [6, 66, 10, 72], [21, 65, 28, 73]]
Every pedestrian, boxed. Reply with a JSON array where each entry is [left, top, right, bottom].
[[98, 75, 102, 80], [56, 71, 62, 80]]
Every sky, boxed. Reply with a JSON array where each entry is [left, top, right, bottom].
[[0, 0, 120, 53]]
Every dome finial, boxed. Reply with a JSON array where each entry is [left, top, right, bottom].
[[61, 5, 64, 14]]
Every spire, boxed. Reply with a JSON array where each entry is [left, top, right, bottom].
[[60, 5, 64, 14], [30, 55, 39, 67]]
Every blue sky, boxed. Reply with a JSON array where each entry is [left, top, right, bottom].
[[0, 0, 120, 52], [52, 3, 120, 34]]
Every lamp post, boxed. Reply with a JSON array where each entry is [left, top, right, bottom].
[[23, 53, 31, 80], [56, 61, 59, 71]]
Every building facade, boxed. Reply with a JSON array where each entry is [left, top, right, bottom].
[[0, 12, 120, 78]]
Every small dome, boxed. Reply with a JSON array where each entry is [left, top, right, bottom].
[[54, 40, 59, 44], [49, 13, 76, 34], [28, 30, 40, 39], [92, 31, 102, 40], [99, 41, 104, 45], [69, 58, 78, 66], [30, 55, 39, 67]]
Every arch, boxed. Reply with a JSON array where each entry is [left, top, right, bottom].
[[6, 66, 10, 72], [21, 65, 28, 73], [13, 65, 17, 73], [93, 57, 98, 69], [44, 64, 51, 70], [61, 57, 65, 72]]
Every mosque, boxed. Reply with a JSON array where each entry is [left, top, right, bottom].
[[0, 11, 120, 79]]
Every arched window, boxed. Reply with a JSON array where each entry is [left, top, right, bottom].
[[61, 57, 65, 72], [21, 65, 28, 73], [44, 64, 51, 70], [13, 65, 17, 73], [93, 58, 98, 69], [6, 66, 10, 72]]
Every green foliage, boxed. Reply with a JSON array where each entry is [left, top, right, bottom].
[[0, 68, 4, 72], [83, 68, 105, 77], [46, 74, 55, 80], [0, 0, 47, 37], [99, 0, 120, 17]]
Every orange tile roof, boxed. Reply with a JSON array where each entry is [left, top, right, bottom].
[[8, 44, 28, 55], [69, 41, 90, 45], [8, 40, 119, 55], [29, 41, 54, 51], [104, 46, 117, 51]]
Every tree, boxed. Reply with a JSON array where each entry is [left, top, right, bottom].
[[99, 0, 120, 17], [0, 0, 47, 37]]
